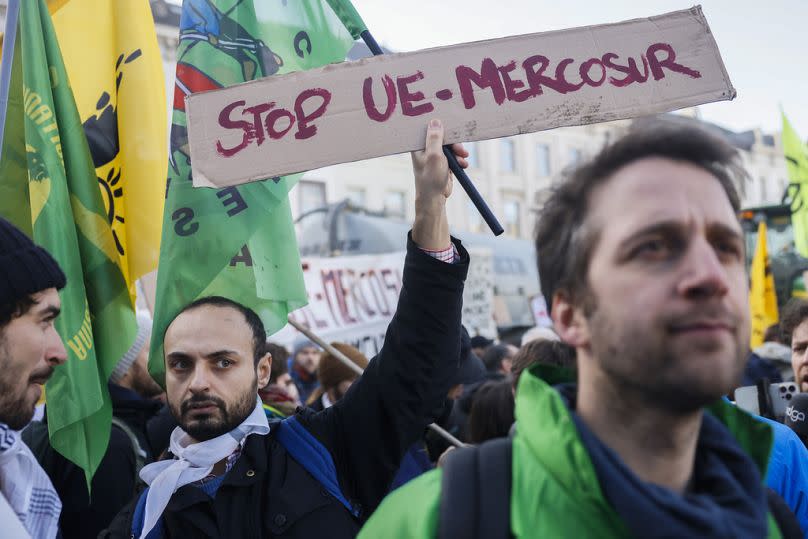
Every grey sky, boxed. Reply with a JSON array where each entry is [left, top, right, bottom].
[[350, 0, 806, 139]]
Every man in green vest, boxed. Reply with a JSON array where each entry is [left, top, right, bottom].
[[360, 121, 789, 538]]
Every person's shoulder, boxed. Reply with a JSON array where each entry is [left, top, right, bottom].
[[358, 468, 442, 538]]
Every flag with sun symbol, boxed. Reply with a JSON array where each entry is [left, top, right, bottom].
[[147, 0, 362, 383], [39, 0, 168, 301], [0, 0, 137, 488]]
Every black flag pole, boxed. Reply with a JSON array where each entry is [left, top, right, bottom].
[[359, 30, 505, 236]]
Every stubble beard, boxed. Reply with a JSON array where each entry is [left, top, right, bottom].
[[585, 300, 746, 414], [172, 377, 258, 442], [0, 337, 38, 430]]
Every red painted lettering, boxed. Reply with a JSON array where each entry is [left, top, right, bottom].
[[367, 270, 392, 316], [628, 55, 650, 83], [579, 58, 606, 87], [216, 100, 251, 157], [396, 71, 434, 117], [243, 102, 273, 145], [646, 43, 701, 80], [553, 58, 585, 93], [602, 52, 634, 87], [498, 61, 532, 102], [264, 108, 295, 139], [363, 75, 397, 122], [456, 58, 506, 109], [294, 88, 331, 140]]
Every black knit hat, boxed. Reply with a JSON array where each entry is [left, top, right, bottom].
[[0, 217, 66, 305]]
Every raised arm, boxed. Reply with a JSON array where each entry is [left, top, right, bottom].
[[297, 119, 470, 519]]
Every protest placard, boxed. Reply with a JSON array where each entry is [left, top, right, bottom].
[[271, 249, 497, 356], [185, 6, 734, 188]]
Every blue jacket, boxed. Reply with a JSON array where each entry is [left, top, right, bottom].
[[757, 415, 808, 536]]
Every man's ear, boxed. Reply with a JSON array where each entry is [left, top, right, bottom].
[[257, 352, 272, 390], [551, 290, 590, 348]]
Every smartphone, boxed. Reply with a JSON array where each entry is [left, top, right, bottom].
[[735, 382, 800, 421]]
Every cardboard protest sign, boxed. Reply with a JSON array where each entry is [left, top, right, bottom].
[[186, 6, 734, 188]]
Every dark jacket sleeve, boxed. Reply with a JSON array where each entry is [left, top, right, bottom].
[[298, 233, 468, 518], [97, 495, 138, 539], [23, 421, 139, 538]]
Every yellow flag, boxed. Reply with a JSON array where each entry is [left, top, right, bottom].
[[749, 221, 779, 348], [782, 112, 808, 258], [47, 0, 166, 297]]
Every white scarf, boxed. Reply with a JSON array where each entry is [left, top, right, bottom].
[[138, 398, 269, 538], [0, 423, 61, 539]]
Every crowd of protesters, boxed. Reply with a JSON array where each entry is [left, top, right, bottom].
[[2, 117, 808, 538]]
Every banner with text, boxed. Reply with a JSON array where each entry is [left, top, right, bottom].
[[186, 6, 735, 188], [272, 248, 495, 356]]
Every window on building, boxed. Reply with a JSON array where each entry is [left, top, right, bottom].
[[298, 180, 326, 215], [346, 187, 366, 208], [384, 190, 406, 218], [466, 142, 479, 168], [760, 177, 768, 202], [503, 199, 521, 237], [500, 139, 516, 173], [568, 147, 582, 166], [536, 143, 551, 177], [467, 200, 483, 233]]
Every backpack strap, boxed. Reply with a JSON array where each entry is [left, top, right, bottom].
[[131, 487, 162, 539], [439, 437, 513, 539], [276, 416, 360, 517], [765, 487, 803, 539], [111, 416, 147, 487]]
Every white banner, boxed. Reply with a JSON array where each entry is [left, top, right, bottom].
[[272, 248, 497, 357]]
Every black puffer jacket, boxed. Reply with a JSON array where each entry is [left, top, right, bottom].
[[100, 234, 469, 538], [23, 384, 163, 538]]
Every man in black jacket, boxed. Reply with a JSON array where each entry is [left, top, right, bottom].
[[102, 119, 470, 538]]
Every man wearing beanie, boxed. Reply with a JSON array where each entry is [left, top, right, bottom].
[[306, 343, 369, 411], [24, 309, 165, 538], [0, 217, 68, 539], [287, 337, 322, 403]]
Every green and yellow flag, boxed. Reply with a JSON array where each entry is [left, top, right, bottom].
[[149, 0, 360, 381], [0, 0, 136, 486], [749, 221, 779, 348], [45, 0, 167, 299], [782, 112, 808, 258]]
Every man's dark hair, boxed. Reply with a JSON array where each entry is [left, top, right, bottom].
[[0, 295, 37, 329], [535, 120, 745, 311], [266, 342, 289, 383], [179, 296, 266, 364], [481, 344, 513, 373], [511, 339, 576, 391], [467, 380, 515, 444], [763, 323, 782, 344], [780, 299, 808, 346]]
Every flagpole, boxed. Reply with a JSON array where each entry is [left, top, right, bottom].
[[359, 30, 505, 237], [288, 316, 468, 448], [0, 0, 20, 154]]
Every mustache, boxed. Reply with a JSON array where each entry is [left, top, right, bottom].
[[29, 367, 54, 385], [181, 393, 227, 415], [664, 305, 741, 331]]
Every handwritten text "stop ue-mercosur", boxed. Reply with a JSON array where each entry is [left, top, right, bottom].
[[215, 42, 700, 158]]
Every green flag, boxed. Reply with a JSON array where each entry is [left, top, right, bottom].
[[325, 0, 368, 39], [782, 112, 808, 258], [149, 0, 356, 381], [0, 0, 136, 487]]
